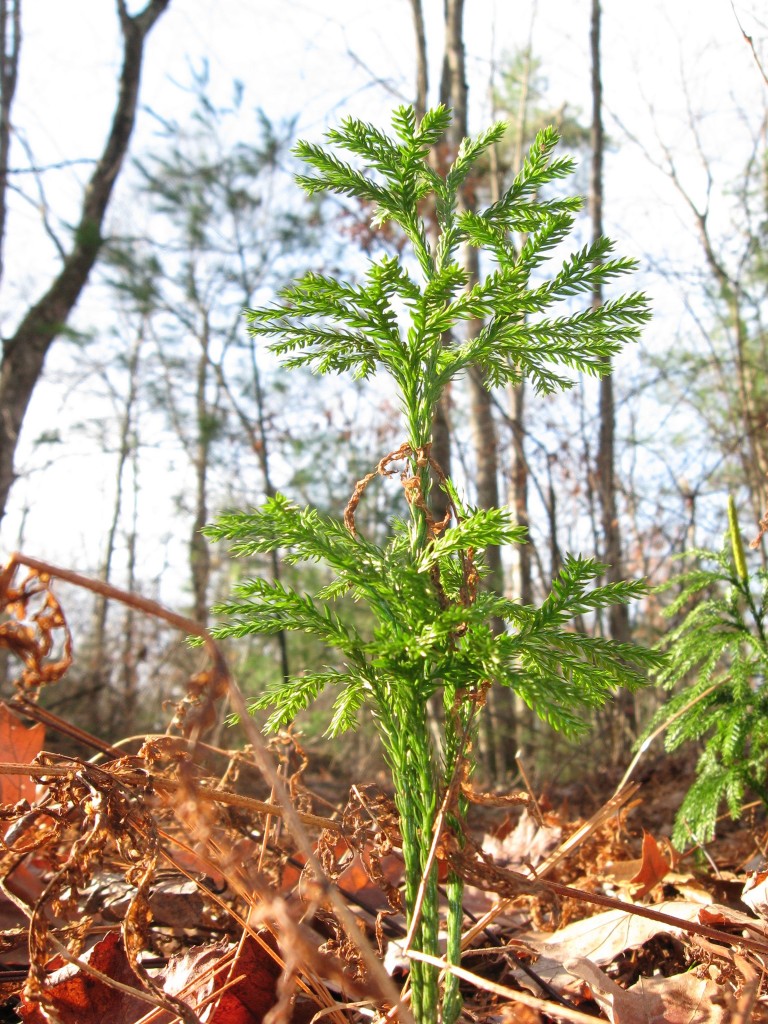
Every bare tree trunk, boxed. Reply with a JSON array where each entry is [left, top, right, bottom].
[[443, 0, 500, 598], [190, 317, 212, 627], [119, 446, 140, 731], [90, 325, 143, 731], [409, 0, 428, 121], [0, 0, 171, 525], [210, 289, 292, 685], [504, 43, 534, 608], [0, 0, 20, 284], [508, 384, 533, 603], [425, 0, 458, 527], [442, 0, 508, 779], [591, 0, 635, 742]]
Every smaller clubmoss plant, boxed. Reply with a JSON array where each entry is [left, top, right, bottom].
[[644, 495, 768, 850], [205, 106, 655, 1024]]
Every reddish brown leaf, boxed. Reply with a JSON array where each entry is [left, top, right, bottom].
[[628, 831, 669, 899], [17, 932, 148, 1024], [208, 933, 281, 1024], [0, 702, 44, 805]]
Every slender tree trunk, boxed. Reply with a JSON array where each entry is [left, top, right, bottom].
[[120, 446, 140, 731], [509, 384, 532, 603], [208, 323, 292, 683], [591, 0, 635, 742], [409, 0, 428, 121], [504, 43, 534, 607], [90, 326, 143, 731], [190, 316, 212, 627], [0, 0, 171, 525], [424, 0, 456, 528], [247, 330, 291, 683], [441, 0, 508, 779], [0, 0, 20, 285]]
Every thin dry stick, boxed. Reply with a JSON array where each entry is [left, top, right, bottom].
[[132, 951, 237, 1024], [0, 761, 343, 833], [472, 862, 768, 957], [257, 783, 278, 873], [14, 699, 125, 759], [729, 0, 768, 86], [532, 782, 640, 880], [226, 677, 415, 1024], [459, 782, 639, 949], [611, 682, 721, 797], [515, 750, 545, 828], [6, 553, 210, 641], [406, 949, 603, 1024]]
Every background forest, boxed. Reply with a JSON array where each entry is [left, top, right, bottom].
[[0, 0, 766, 789]]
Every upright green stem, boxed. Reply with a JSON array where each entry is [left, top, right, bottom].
[[390, 705, 440, 1022], [393, 431, 452, 1022], [441, 683, 471, 1024]]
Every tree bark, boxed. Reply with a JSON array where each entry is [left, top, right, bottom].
[[591, 0, 635, 739], [0, 0, 171, 525], [425, 0, 466, 527], [443, 0, 503, 616], [504, 44, 534, 607], [0, 0, 21, 285], [91, 324, 143, 731], [509, 383, 533, 604], [409, 0, 429, 121], [442, 0, 508, 778], [191, 316, 212, 628]]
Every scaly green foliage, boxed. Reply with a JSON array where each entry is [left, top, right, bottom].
[[206, 106, 653, 1024], [646, 500, 768, 848]]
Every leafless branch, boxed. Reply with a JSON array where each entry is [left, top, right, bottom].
[[10, 128, 66, 259], [7, 157, 96, 174], [730, 1, 768, 86]]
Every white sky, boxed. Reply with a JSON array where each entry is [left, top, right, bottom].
[[1, 0, 766, 589]]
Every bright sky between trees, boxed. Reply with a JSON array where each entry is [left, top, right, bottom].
[[1, 0, 765, 586]]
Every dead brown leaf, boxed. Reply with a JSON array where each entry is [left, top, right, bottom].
[[509, 900, 731, 993], [17, 932, 150, 1024], [0, 702, 44, 805], [207, 933, 282, 1024], [742, 870, 768, 920], [16, 931, 282, 1024], [627, 831, 670, 899], [566, 955, 728, 1024]]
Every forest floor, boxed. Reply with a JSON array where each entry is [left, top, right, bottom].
[[1, 712, 765, 1024], [1, 556, 767, 1023]]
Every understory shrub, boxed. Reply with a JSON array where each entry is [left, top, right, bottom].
[[647, 496, 768, 848]]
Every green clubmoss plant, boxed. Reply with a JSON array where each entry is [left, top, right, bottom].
[[644, 496, 768, 849], [205, 106, 654, 1024]]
